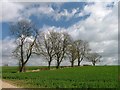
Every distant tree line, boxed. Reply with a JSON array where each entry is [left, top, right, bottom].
[[10, 20, 102, 72]]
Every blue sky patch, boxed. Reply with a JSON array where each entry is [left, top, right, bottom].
[[2, 2, 90, 39]]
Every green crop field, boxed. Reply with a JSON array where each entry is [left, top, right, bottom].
[[2, 66, 119, 88]]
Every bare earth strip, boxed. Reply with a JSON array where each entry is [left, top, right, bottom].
[[0, 80, 18, 88]]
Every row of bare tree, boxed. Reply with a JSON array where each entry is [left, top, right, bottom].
[[10, 20, 101, 72]]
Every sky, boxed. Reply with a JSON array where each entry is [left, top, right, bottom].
[[0, 0, 119, 66]]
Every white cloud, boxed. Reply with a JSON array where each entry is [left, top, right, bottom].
[[21, 5, 80, 21], [2, 37, 16, 56], [1, 1, 24, 22], [67, 2, 117, 42], [84, 3, 112, 21], [1, 0, 119, 22], [1, 37, 17, 66], [1, 1, 56, 22], [54, 8, 79, 21], [22, 5, 55, 19], [1, 1, 81, 22]]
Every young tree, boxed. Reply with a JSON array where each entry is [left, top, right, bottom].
[[67, 43, 77, 67], [74, 40, 90, 66], [85, 52, 102, 66], [49, 31, 71, 69], [35, 31, 55, 69], [11, 19, 38, 72]]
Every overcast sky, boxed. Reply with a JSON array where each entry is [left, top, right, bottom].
[[0, 0, 118, 66]]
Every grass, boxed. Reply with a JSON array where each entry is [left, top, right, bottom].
[[2, 66, 119, 88]]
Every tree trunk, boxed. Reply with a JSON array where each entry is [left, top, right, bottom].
[[56, 56, 61, 69], [19, 64, 26, 72], [18, 60, 21, 72], [20, 40, 24, 72], [56, 62, 60, 69], [93, 62, 95, 66], [77, 54, 80, 66], [78, 59, 80, 66], [78, 57, 83, 66], [48, 61, 51, 69], [71, 60, 74, 67]]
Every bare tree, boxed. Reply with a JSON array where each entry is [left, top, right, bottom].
[[35, 31, 55, 69], [85, 52, 102, 66], [74, 40, 90, 66], [48, 31, 71, 69], [11, 19, 38, 72], [67, 43, 77, 67]]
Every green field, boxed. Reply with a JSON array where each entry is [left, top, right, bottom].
[[2, 66, 119, 88]]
